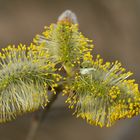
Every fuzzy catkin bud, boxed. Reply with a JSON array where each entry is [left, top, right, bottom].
[[58, 10, 78, 24]]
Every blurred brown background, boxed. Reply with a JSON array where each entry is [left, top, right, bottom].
[[0, 0, 140, 140]]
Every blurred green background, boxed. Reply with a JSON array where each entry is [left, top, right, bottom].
[[0, 0, 140, 140]]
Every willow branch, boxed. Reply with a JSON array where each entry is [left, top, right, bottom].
[[26, 85, 62, 140]]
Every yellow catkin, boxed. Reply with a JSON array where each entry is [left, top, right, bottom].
[[64, 55, 140, 127]]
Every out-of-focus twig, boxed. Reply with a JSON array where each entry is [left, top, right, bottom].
[[26, 85, 62, 140]]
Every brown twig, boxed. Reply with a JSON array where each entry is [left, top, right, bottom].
[[26, 85, 62, 140]]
